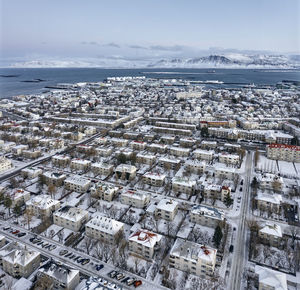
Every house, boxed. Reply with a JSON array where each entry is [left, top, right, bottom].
[[90, 182, 118, 202], [128, 229, 162, 259], [169, 238, 217, 278], [53, 206, 89, 232], [170, 146, 190, 157], [267, 144, 300, 162], [158, 156, 181, 171], [91, 162, 114, 176], [26, 195, 60, 218], [2, 246, 40, 278], [148, 143, 168, 153], [172, 177, 196, 195], [7, 189, 30, 207], [130, 140, 147, 150], [258, 222, 282, 247], [12, 144, 28, 156], [120, 189, 150, 208], [219, 153, 240, 165], [259, 173, 284, 191], [155, 199, 178, 221], [215, 165, 237, 179], [38, 261, 80, 290], [136, 152, 156, 165], [43, 171, 67, 186], [256, 192, 282, 214], [21, 167, 42, 179], [255, 265, 287, 290], [200, 140, 217, 150], [64, 176, 91, 193], [85, 215, 124, 243], [115, 164, 136, 180], [180, 137, 196, 147], [193, 149, 214, 161], [0, 157, 12, 173], [70, 159, 91, 172], [143, 172, 166, 187], [190, 205, 225, 227], [22, 149, 41, 159], [185, 159, 206, 174]]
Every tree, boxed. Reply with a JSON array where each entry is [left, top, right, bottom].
[[48, 184, 57, 199], [24, 208, 33, 229], [200, 127, 209, 137], [83, 236, 93, 255], [117, 153, 127, 164], [223, 192, 233, 208], [254, 149, 260, 166], [13, 204, 22, 218], [213, 225, 223, 248], [4, 196, 12, 215]]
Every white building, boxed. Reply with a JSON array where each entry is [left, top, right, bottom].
[[26, 195, 60, 218], [64, 176, 91, 193], [172, 177, 196, 195], [53, 206, 89, 232], [115, 164, 136, 180], [7, 189, 30, 207], [258, 222, 282, 247], [170, 146, 190, 157], [91, 162, 113, 176], [43, 171, 67, 186], [21, 167, 42, 179], [193, 149, 214, 161], [190, 205, 225, 227], [0, 157, 12, 173], [185, 159, 206, 174], [143, 172, 166, 187], [70, 159, 91, 171], [85, 215, 124, 243], [155, 199, 178, 221], [120, 189, 150, 208], [90, 182, 118, 201], [267, 144, 300, 162], [255, 265, 287, 290], [128, 229, 162, 259], [219, 153, 240, 165], [169, 238, 217, 278], [136, 152, 156, 165]]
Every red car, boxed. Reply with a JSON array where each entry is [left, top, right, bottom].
[[12, 230, 20, 234], [134, 281, 142, 288]]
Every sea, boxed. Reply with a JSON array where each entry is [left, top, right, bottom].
[[0, 68, 299, 98]]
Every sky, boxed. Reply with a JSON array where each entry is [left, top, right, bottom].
[[0, 0, 299, 65]]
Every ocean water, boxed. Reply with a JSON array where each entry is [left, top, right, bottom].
[[0, 68, 299, 98]]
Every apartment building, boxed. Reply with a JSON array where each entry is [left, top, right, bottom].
[[159, 156, 181, 171], [2, 247, 40, 278], [120, 189, 150, 208], [96, 146, 113, 157], [91, 162, 114, 176], [22, 149, 41, 159], [136, 152, 156, 165], [259, 173, 284, 191], [90, 182, 118, 201], [190, 205, 225, 227], [185, 159, 206, 174], [38, 262, 80, 290], [256, 193, 282, 214], [26, 195, 60, 218], [43, 171, 67, 186], [0, 157, 12, 173], [111, 137, 128, 147], [70, 159, 91, 171], [219, 153, 240, 165], [21, 167, 42, 179], [148, 143, 168, 153], [203, 184, 222, 200], [215, 166, 237, 179], [155, 199, 178, 221], [53, 206, 89, 232], [130, 140, 147, 150], [180, 137, 196, 147], [115, 164, 136, 180], [255, 266, 287, 290], [258, 223, 282, 248], [267, 144, 300, 162], [52, 155, 71, 167], [7, 189, 30, 207], [128, 229, 162, 259], [169, 238, 217, 278], [200, 140, 217, 150], [193, 149, 214, 161], [64, 176, 91, 193], [143, 172, 166, 187], [85, 215, 124, 243], [172, 177, 196, 195], [170, 146, 190, 157]]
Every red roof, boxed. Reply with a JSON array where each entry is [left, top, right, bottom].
[[268, 144, 300, 151]]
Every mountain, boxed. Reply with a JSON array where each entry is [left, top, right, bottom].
[[148, 54, 299, 68], [6, 54, 300, 68]]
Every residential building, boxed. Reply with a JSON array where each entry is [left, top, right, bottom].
[[91, 162, 114, 176], [267, 144, 300, 163], [170, 146, 190, 157], [115, 164, 136, 180], [258, 223, 282, 248], [136, 152, 156, 165], [52, 155, 71, 167], [143, 172, 166, 187], [169, 238, 217, 278], [255, 266, 287, 290], [256, 192, 282, 214], [185, 159, 206, 174], [26, 195, 60, 218], [0, 157, 12, 173], [70, 159, 91, 171], [21, 167, 42, 179], [190, 205, 225, 227], [64, 176, 91, 193], [172, 177, 196, 195], [158, 156, 181, 171], [7, 189, 30, 207], [120, 189, 150, 208], [155, 199, 178, 221], [193, 149, 214, 161], [219, 153, 240, 165], [90, 182, 118, 201], [43, 171, 67, 186]]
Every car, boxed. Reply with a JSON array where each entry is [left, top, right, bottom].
[[109, 271, 117, 278], [2, 227, 10, 231], [32, 239, 41, 244], [42, 243, 49, 248], [49, 245, 56, 251], [95, 264, 104, 271], [116, 273, 125, 280], [134, 280, 142, 288], [77, 258, 83, 263], [11, 230, 20, 234], [229, 245, 234, 253], [17, 232, 26, 237], [127, 278, 135, 286], [239, 187, 243, 192], [59, 250, 68, 256], [233, 227, 236, 231], [73, 256, 80, 261], [81, 259, 90, 265], [240, 180, 244, 185], [65, 253, 72, 258], [121, 277, 130, 283], [37, 241, 44, 246]]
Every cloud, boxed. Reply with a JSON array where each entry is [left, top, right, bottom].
[[128, 44, 148, 50], [149, 45, 186, 51], [80, 41, 99, 45], [103, 42, 121, 48]]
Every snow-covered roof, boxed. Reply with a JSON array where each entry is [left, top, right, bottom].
[[91, 162, 113, 169], [115, 164, 136, 173], [156, 199, 178, 212], [255, 265, 287, 290], [143, 172, 166, 180], [194, 149, 214, 155], [12, 277, 32, 290], [191, 204, 225, 220], [256, 192, 282, 204], [26, 194, 60, 210], [170, 238, 217, 264], [129, 229, 162, 248], [86, 215, 124, 235], [121, 189, 149, 201], [71, 158, 91, 165], [3, 247, 40, 267], [43, 171, 66, 180], [54, 206, 88, 222], [259, 222, 282, 238], [64, 175, 91, 187], [172, 177, 196, 187]]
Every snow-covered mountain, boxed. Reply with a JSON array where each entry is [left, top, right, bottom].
[[148, 54, 299, 68], [7, 54, 300, 68]]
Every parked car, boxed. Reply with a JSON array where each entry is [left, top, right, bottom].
[[127, 278, 135, 286], [109, 271, 117, 278], [59, 250, 68, 256], [229, 245, 234, 253], [121, 277, 130, 284], [134, 280, 142, 288], [96, 264, 104, 271], [17, 232, 26, 237], [116, 273, 125, 280], [11, 230, 20, 234], [81, 259, 90, 265]]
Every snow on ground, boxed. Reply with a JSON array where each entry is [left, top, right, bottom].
[[277, 161, 297, 177], [256, 154, 277, 173]]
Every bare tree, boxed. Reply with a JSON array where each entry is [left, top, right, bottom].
[[83, 236, 93, 255], [24, 208, 33, 229]]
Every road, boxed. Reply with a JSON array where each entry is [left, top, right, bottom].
[[0, 131, 104, 183], [227, 151, 253, 290], [0, 220, 169, 290]]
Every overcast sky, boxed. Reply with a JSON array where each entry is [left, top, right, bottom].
[[1, 0, 299, 63]]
